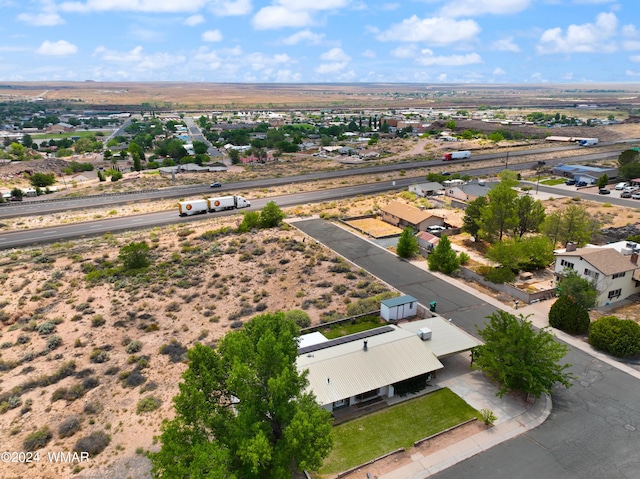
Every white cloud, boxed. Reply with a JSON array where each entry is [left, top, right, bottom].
[[438, 0, 531, 17], [362, 49, 376, 58], [316, 62, 347, 74], [184, 14, 204, 26], [252, 0, 349, 30], [492, 37, 520, 52], [93, 45, 144, 63], [626, 70, 640, 77], [624, 41, 640, 51], [630, 55, 640, 63], [493, 67, 506, 75], [320, 47, 350, 62], [202, 29, 223, 42], [280, 29, 324, 45], [390, 45, 417, 58], [36, 40, 77, 56], [378, 16, 480, 46], [60, 0, 207, 13], [209, 0, 252, 16], [381, 3, 399, 11], [17, 12, 64, 26], [252, 6, 311, 29], [536, 12, 618, 54], [416, 50, 483, 66]]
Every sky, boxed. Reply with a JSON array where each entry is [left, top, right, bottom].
[[1, 0, 640, 84]]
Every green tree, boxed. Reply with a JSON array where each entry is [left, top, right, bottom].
[[29, 172, 56, 188], [480, 182, 518, 241], [119, 242, 150, 270], [193, 140, 208, 155], [542, 205, 598, 247], [396, 227, 419, 259], [10, 187, 23, 200], [618, 149, 640, 167], [589, 315, 640, 357], [513, 195, 546, 238], [548, 294, 590, 335], [519, 235, 555, 269], [488, 131, 504, 143], [228, 148, 240, 165], [556, 270, 597, 310], [284, 309, 311, 328], [473, 310, 573, 398], [22, 134, 33, 148], [462, 196, 488, 238], [97, 170, 106, 182], [260, 201, 285, 228], [597, 174, 609, 189], [237, 211, 261, 233], [428, 234, 460, 274], [445, 120, 456, 130], [150, 313, 333, 478]]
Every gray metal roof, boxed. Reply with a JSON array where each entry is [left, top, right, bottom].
[[398, 317, 482, 358], [381, 295, 417, 308], [298, 326, 443, 407]]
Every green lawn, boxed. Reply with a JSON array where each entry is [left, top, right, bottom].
[[322, 317, 383, 339], [319, 388, 479, 475], [539, 178, 567, 186], [31, 130, 110, 140]]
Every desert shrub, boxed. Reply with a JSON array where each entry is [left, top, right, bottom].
[[136, 395, 162, 414], [16, 335, 31, 345], [589, 315, 640, 357], [89, 349, 110, 364], [332, 284, 348, 295], [37, 321, 56, 335], [141, 381, 158, 392], [165, 302, 181, 312], [328, 261, 351, 273], [82, 377, 99, 391], [284, 309, 311, 328], [255, 302, 268, 312], [159, 340, 187, 363], [91, 315, 105, 327], [58, 415, 82, 438], [23, 426, 52, 451], [83, 402, 102, 415], [125, 340, 143, 354], [50, 387, 68, 402], [74, 431, 110, 456], [46, 335, 62, 350], [458, 252, 471, 265], [548, 295, 590, 335], [121, 369, 146, 388]]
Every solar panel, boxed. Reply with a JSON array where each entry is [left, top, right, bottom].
[[298, 325, 395, 355]]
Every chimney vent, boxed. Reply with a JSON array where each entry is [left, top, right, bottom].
[[632, 251, 639, 266], [565, 242, 577, 252]]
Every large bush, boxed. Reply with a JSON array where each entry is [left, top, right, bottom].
[[589, 315, 640, 357], [549, 295, 590, 335]]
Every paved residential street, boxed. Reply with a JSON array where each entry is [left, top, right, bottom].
[[293, 218, 640, 479]]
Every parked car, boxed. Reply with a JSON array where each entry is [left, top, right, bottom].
[[565, 179, 576, 185], [624, 185, 639, 193], [576, 181, 588, 187], [210, 182, 222, 188], [427, 225, 447, 233], [621, 191, 632, 198], [599, 188, 610, 195], [632, 192, 640, 200], [615, 182, 628, 190], [440, 172, 452, 176]]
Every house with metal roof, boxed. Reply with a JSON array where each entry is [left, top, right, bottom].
[[551, 164, 618, 183], [554, 242, 640, 306], [297, 317, 482, 412], [379, 201, 444, 231], [408, 182, 444, 197]]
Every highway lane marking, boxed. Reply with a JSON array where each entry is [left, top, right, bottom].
[[41, 231, 57, 235]]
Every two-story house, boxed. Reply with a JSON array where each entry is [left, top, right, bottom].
[[554, 242, 640, 306]]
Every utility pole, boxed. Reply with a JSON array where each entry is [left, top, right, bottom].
[[505, 151, 509, 170]]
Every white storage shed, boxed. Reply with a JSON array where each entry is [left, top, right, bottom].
[[381, 295, 418, 322]]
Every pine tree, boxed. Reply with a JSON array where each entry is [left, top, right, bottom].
[[428, 234, 460, 274]]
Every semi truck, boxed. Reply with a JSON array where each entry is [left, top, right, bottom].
[[178, 195, 251, 216], [578, 138, 599, 146], [443, 151, 471, 161], [178, 199, 209, 216], [207, 195, 251, 212]]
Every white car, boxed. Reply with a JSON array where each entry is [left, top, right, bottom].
[[632, 192, 640, 200], [615, 182, 628, 190], [427, 225, 447, 233], [624, 185, 639, 193]]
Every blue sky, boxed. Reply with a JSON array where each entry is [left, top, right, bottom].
[[1, 0, 639, 83]]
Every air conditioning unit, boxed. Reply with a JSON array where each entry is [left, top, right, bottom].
[[417, 327, 432, 341]]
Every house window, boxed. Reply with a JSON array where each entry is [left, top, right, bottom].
[[608, 289, 622, 299], [584, 268, 599, 280], [356, 389, 379, 402], [612, 272, 626, 279], [560, 259, 574, 269]]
